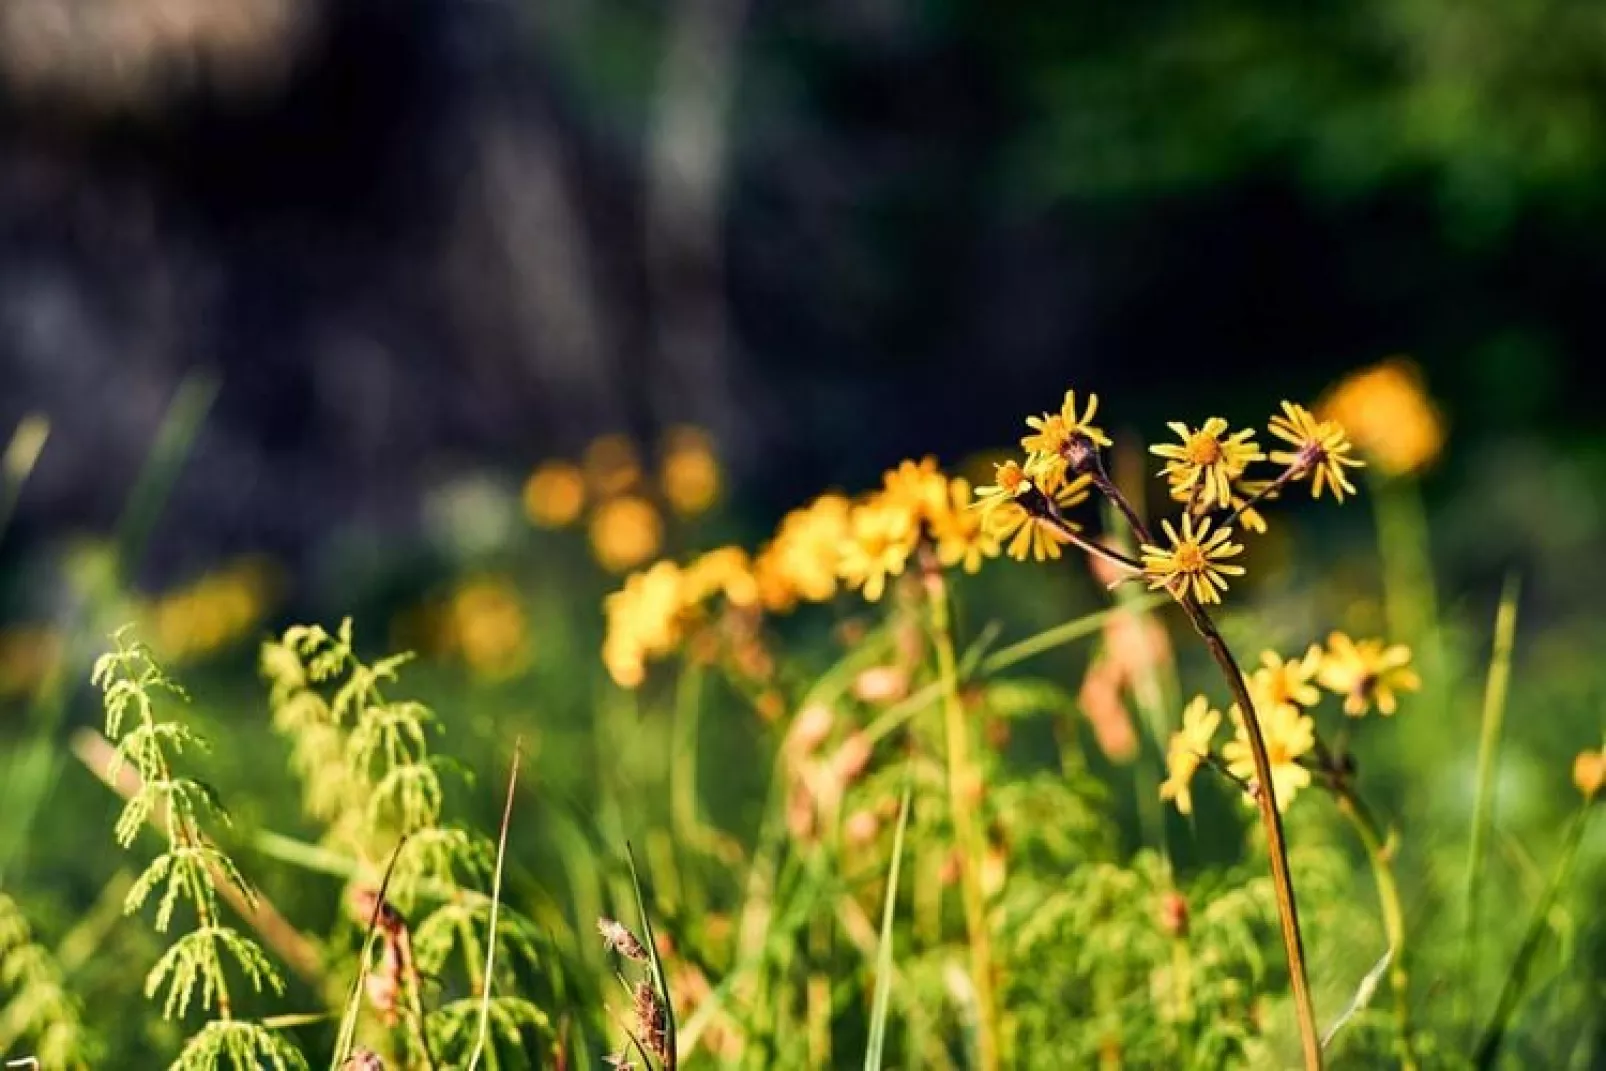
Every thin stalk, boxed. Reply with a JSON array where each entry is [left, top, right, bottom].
[[1474, 802, 1596, 1068], [1332, 787, 1416, 1070], [467, 738, 523, 1071], [924, 555, 1000, 1071], [1087, 464, 1323, 1070], [1461, 574, 1520, 1015]]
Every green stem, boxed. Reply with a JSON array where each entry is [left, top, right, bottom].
[[925, 555, 1000, 1071], [1474, 803, 1597, 1068], [1333, 788, 1416, 1070]]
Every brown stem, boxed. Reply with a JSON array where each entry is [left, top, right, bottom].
[[1085, 462, 1324, 1071], [1221, 460, 1307, 529]]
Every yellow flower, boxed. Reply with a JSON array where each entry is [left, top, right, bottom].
[[836, 498, 916, 601], [602, 561, 686, 687], [683, 546, 759, 608], [1574, 747, 1605, 801], [931, 477, 1000, 574], [1160, 696, 1221, 816], [589, 495, 663, 573], [1317, 632, 1420, 715], [660, 426, 722, 516], [1222, 702, 1314, 812], [1168, 480, 1270, 534], [880, 456, 949, 526], [754, 493, 853, 609], [1140, 514, 1245, 605], [1318, 359, 1445, 477], [1150, 418, 1264, 509], [1020, 390, 1110, 491], [1250, 646, 1323, 710], [980, 464, 1093, 563], [523, 461, 586, 528], [446, 577, 530, 678], [1267, 401, 1365, 502]]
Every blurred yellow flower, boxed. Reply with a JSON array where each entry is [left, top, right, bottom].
[[602, 561, 686, 688], [142, 558, 277, 664], [1250, 646, 1323, 710], [0, 625, 63, 699], [1140, 514, 1245, 605], [445, 577, 530, 679], [1151, 418, 1264, 509], [836, 498, 915, 601], [660, 426, 722, 516], [1161, 695, 1221, 815], [1021, 390, 1109, 491], [1317, 632, 1420, 716], [584, 434, 643, 497], [1267, 401, 1365, 502], [880, 456, 948, 525], [683, 546, 759, 609], [754, 493, 852, 610], [1318, 359, 1445, 477], [1222, 701, 1314, 812], [1573, 747, 1605, 801], [523, 461, 586, 528], [932, 477, 999, 574], [589, 495, 663, 573]]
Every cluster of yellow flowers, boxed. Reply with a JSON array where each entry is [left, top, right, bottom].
[[974, 389, 1365, 605], [603, 457, 1002, 687], [1160, 633, 1421, 814], [524, 427, 725, 573]]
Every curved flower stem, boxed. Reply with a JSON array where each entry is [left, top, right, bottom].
[[1331, 785, 1417, 1069], [1085, 462, 1324, 1071], [922, 552, 1000, 1071]]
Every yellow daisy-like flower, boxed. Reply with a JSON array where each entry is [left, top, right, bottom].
[[1140, 514, 1245, 605], [682, 546, 759, 609], [1160, 695, 1221, 816], [1318, 359, 1445, 477], [755, 493, 853, 609], [837, 498, 917, 601], [1150, 418, 1265, 509], [1250, 646, 1323, 710], [931, 477, 1000, 574], [1316, 632, 1420, 716], [1020, 390, 1110, 491], [602, 560, 687, 688], [880, 456, 949, 526], [1267, 401, 1365, 502], [977, 463, 1093, 562], [1222, 701, 1315, 812], [1574, 747, 1605, 801]]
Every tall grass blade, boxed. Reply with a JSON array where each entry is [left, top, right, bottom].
[[864, 782, 913, 1071], [468, 738, 523, 1071], [1460, 574, 1521, 1005]]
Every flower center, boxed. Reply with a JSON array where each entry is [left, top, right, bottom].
[[1174, 544, 1207, 573], [1184, 435, 1223, 466]]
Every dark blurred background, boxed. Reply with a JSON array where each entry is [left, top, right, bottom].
[[3, 0, 1605, 587]]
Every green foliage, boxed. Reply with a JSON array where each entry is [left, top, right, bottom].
[[170, 1019, 308, 1071], [0, 893, 96, 1068]]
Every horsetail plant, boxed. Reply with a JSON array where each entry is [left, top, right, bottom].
[[92, 628, 306, 1070]]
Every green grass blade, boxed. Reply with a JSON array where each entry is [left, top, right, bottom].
[[864, 782, 913, 1071], [1461, 573, 1521, 1002], [468, 738, 523, 1071], [331, 836, 410, 1070]]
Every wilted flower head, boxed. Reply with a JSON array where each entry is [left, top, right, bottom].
[[597, 918, 649, 962]]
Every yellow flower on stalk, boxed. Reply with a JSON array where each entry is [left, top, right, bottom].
[[1222, 702, 1315, 812], [1250, 646, 1323, 710], [1150, 418, 1264, 509], [1160, 696, 1221, 816], [1574, 746, 1605, 801], [1021, 390, 1110, 492], [755, 493, 853, 609], [660, 426, 722, 516], [1140, 514, 1245, 605], [446, 577, 530, 679], [1317, 632, 1420, 716], [1318, 359, 1445, 477], [837, 498, 917, 601], [1267, 401, 1365, 502], [880, 456, 949, 526], [589, 495, 663, 573], [975, 461, 1093, 562], [931, 477, 1000, 574], [523, 461, 586, 528], [602, 560, 687, 687], [683, 546, 759, 609]]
